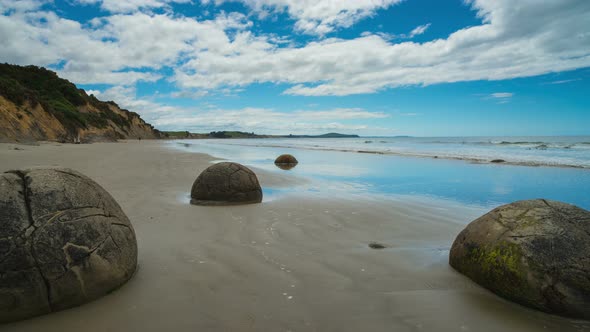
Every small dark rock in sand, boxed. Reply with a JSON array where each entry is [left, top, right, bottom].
[[449, 199, 590, 319], [274, 154, 298, 170], [191, 162, 263, 206], [490, 159, 506, 163], [368, 242, 387, 249], [0, 168, 137, 323]]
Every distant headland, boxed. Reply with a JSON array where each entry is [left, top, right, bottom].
[[163, 131, 360, 139]]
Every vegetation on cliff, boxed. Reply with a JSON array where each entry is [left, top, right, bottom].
[[0, 63, 162, 142]]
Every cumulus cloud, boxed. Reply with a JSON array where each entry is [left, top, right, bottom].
[[0, 8, 251, 85], [177, 0, 590, 96], [1, 0, 589, 134], [74, 0, 192, 13], [91, 85, 389, 134], [2, 0, 588, 95], [203, 0, 403, 35], [0, 0, 45, 12], [152, 107, 387, 134]]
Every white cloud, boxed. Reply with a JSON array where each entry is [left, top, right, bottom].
[[85, 89, 102, 96], [487, 92, 513, 104], [92, 86, 389, 134], [292, 108, 388, 120], [408, 23, 430, 38], [490, 92, 513, 99], [0, 9, 252, 85], [548, 78, 582, 85], [171, 90, 209, 99], [177, 0, 590, 96], [204, 0, 403, 35], [152, 107, 387, 134], [74, 0, 192, 13], [0, 0, 588, 99], [362, 23, 431, 41]]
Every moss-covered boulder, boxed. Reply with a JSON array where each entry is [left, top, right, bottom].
[[0, 168, 137, 323], [450, 199, 590, 319], [190, 162, 262, 206]]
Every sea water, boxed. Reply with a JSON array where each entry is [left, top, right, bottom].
[[171, 136, 590, 209]]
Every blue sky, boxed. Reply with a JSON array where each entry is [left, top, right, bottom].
[[1, 0, 589, 136]]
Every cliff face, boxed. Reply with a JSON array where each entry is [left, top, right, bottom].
[[0, 64, 163, 143]]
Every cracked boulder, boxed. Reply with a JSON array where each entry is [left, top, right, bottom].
[[190, 162, 262, 206], [0, 168, 137, 323], [450, 199, 590, 319]]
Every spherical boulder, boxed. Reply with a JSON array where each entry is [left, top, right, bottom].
[[190, 162, 262, 206], [275, 154, 298, 165], [450, 199, 590, 319], [0, 168, 137, 323], [274, 154, 298, 170]]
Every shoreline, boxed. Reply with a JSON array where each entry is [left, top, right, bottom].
[[1, 141, 587, 331], [5, 138, 590, 170], [170, 140, 590, 170]]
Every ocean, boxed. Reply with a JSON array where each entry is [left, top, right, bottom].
[[171, 136, 590, 210]]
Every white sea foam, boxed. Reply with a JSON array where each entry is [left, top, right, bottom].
[[177, 136, 590, 169]]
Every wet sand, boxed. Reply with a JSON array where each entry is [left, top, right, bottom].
[[1, 141, 588, 331]]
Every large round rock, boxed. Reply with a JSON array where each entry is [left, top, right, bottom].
[[191, 162, 262, 206], [274, 154, 298, 170], [0, 168, 137, 323], [450, 199, 590, 319]]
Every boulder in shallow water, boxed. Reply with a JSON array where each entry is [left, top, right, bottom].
[[449, 199, 590, 319], [274, 154, 298, 170], [190, 162, 262, 206], [275, 154, 298, 165], [0, 168, 137, 323]]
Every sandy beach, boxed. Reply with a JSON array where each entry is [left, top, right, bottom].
[[1, 141, 588, 332]]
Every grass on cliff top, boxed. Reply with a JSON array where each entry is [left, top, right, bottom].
[[0, 63, 134, 134]]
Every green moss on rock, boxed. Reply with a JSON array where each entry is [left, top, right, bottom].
[[450, 199, 590, 319]]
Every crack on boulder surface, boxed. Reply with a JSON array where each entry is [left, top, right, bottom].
[[53, 169, 87, 181], [111, 222, 131, 230], [508, 234, 548, 239], [63, 236, 110, 268], [61, 213, 115, 224], [36, 206, 103, 222], [108, 234, 121, 251], [8, 171, 34, 230], [8, 171, 54, 312]]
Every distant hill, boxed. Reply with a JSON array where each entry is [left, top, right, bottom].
[[0, 63, 163, 143], [164, 131, 273, 139], [286, 133, 360, 138], [163, 131, 359, 139]]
